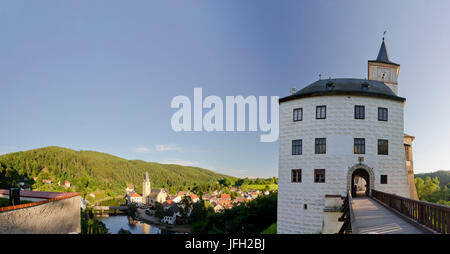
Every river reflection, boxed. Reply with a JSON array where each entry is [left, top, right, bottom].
[[98, 215, 176, 234]]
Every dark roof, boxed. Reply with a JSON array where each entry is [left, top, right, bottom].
[[368, 39, 399, 66], [279, 78, 405, 103], [165, 203, 180, 216]]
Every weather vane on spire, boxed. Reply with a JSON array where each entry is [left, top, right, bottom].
[[383, 31, 387, 41]]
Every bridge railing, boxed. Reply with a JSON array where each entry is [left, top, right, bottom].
[[338, 190, 359, 234], [372, 189, 450, 234]]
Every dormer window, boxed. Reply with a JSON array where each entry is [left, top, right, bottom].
[[361, 82, 370, 91], [326, 81, 335, 90]]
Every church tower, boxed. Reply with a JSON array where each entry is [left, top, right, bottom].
[[368, 37, 400, 94], [142, 172, 151, 204]]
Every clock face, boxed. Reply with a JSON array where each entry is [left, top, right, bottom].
[[370, 66, 397, 83]]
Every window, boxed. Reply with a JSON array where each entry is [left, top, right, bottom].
[[315, 138, 326, 154], [381, 175, 388, 184], [292, 139, 302, 155], [293, 108, 303, 121], [314, 169, 325, 183], [405, 144, 411, 161], [378, 139, 389, 155], [378, 107, 388, 121], [316, 105, 326, 119], [291, 169, 302, 183], [354, 105, 365, 119], [354, 138, 365, 154]]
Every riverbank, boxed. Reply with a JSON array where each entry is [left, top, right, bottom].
[[135, 208, 191, 233]]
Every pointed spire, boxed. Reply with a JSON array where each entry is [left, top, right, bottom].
[[371, 37, 399, 66], [376, 37, 390, 63]]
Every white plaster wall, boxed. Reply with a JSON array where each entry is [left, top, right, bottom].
[[277, 95, 410, 234], [0, 196, 81, 234]]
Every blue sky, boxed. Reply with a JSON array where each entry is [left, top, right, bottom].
[[1, 1, 449, 177]]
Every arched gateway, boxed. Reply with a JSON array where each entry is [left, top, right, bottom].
[[347, 163, 375, 196]]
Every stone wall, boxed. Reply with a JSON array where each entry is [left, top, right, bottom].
[[277, 95, 411, 234], [0, 195, 81, 234]]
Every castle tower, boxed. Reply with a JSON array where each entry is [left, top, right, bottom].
[[404, 134, 419, 200], [368, 38, 400, 94], [142, 172, 151, 204]]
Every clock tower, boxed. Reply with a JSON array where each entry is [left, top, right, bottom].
[[142, 171, 151, 204], [368, 38, 400, 95]]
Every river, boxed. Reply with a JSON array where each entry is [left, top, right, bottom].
[[98, 215, 178, 234]]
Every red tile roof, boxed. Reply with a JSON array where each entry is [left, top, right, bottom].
[[218, 199, 232, 206], [220, 194, 231, 200], [128, 192, 142, 198], [189, 193, 199, 200]]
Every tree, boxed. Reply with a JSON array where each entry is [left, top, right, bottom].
[[180, 196, 193, 219], [218, 178, 232, 187], [190, 200, 214, 223], [155, 202, 164, 219], [118, 228, 132, 234], [415, 176, 450, 204], [422, 177, 441, 201], [191, 192, 277, 234], [80, 208, 109, 234], [415, 178, 425, 199]]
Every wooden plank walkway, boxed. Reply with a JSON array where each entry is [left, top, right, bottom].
[[352, 197, 425, 234]]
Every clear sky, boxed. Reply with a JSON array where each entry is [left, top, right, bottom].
[[1, 1, 449, 177]]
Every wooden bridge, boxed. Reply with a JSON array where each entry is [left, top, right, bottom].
[[339, 190, 449, 234]]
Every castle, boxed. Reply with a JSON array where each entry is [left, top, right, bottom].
[[277, 38, 418, 234]]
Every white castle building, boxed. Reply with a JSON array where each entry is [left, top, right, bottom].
[[277, 38, 418, 234]]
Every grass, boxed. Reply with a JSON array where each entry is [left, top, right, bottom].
[[0, 198, 34, 208]]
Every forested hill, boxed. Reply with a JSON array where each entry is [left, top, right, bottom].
[[415, 170, 450, 188], [0, 146, 235, 197]]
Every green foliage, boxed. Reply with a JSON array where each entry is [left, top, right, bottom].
[[218, 178, 233, 187], [261, 223, 277, 234], [0, 146, 236, 198], [180, 195, 193, 219], [0, 198, 33, 208], [415, 176, 450, 205], [190, 200, 215, 224], [235, 177, 278, 191], [240, 184, 277, 192], [118, 228, 132, 234], [80, 208, 109, 234], [155, 202, 164, 219], [192, 182, 223, 194], [191, 192, 277, 234], [415, 170, 450, 188]]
